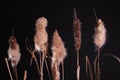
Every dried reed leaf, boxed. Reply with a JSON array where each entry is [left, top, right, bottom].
[[104, 54, 120, 63]]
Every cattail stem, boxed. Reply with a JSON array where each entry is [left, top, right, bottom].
[[97, 48, 101, 80], [13, 66, 18, 80], [25, 39, 41, 76], [94, 56, 97, 80], [62, 62, 64, 80], [5, 58, 13, 80], [77, 50, 79, 66], [40, 52, 45, 80], [45, 58, 52, 80], [86, 56, 93, 80], [23, 70, 27, 80], [77, 50, 80, 80]]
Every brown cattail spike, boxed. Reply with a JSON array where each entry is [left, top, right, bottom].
[[73, 8, 81, 51]]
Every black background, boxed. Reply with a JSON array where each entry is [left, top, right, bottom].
[[0, 0, 120, 80]]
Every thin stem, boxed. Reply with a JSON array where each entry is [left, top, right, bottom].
[[86, 56, 93, 80], [97, 48, 101, 80], [94, 56, 97, 80], [62, 62, 64, 80], [45, 58, 52, 80], [77, 50, 79, 67], [25, 39, 41, 76], [13, 66, 18, 80], [5, 58, 13, 80], [23, 70, 27, 80], [77, 50, 80, 80], [40, 52, 45, 80]]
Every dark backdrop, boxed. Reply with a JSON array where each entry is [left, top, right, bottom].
[[0, 0, 120, 80]]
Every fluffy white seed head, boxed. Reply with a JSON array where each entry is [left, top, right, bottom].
[[34, 17, 48, 52], [35, 17, 48, 29], [51, 30, 67, 65], [94, 19, 107, 48], [34, 28, 48, 52], [8, 36, 21, 67]]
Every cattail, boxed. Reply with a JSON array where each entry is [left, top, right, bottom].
[[51, 30, 67, 80], [73, 8, 81, 80], [8, 36, 21, 67], [34, 17, 48, 52], [51, 30, 67, 65], [94, 19, 107, 48], [73, 8, 81, 51]]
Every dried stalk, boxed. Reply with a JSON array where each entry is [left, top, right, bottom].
[[45, 58, 52, 80], [97, 48, 101, 80], [5, 58, 13, 80], [13, 66, 18, 80], [23, 70, 27, 80], [51, 30, 67, 80], [77, 50, 80, 80], [25, 39, 41, 76], [86, 56, 93, 80], [94, 56, 97, 80], [73, 8, 81, 80], [62, 62, 64, 80]]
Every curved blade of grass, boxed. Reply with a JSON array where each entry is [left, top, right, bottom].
[[104, 54, 120, 63]]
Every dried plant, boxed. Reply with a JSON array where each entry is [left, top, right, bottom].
[[86, 56, 93, 80], [94, 19, 107, 48], [34, 17, 50, 80], [23, 70, 27, 80], [94, 19, 107, 80], [51, 30, 67, 80], [5, 58, 13, 80], [8, 36, 21, 67], [34, 17, 48, 52], [73, 8, 81, 80], [7, 36, 21, 80]]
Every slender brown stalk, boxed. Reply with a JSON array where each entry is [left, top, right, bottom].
[[40, 52, 45, 80], [97, 48, 101, 80], [13, 66, 18, 80], [86, 56, 93, 80], [94, 56, 97, 80], [62, 62, 64, 80], [23, 70, 27, 80], [27, 48, 41, 76], [77, 50, 80, 80], [45, 58, 52, 80], [25, 39, 41, 76], [73, 8, 81, 80], [5, 58, 13, 80]]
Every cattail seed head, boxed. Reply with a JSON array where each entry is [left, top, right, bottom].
[[8, 36, 21, 67], [51, 30, 67, 65], [73, 18, 81, 51], [34, 17, 48, 52], [35, 17, 48, 29], [94, 19, 107, 48]]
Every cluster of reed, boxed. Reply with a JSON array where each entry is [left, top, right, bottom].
[[4, 8, 120, 80]]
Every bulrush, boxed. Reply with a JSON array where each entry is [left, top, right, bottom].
[[51, 30, 67, 80], [34, 17, 48, 52], [94, 19, 107, 48], [8, 36, 21, 67]]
